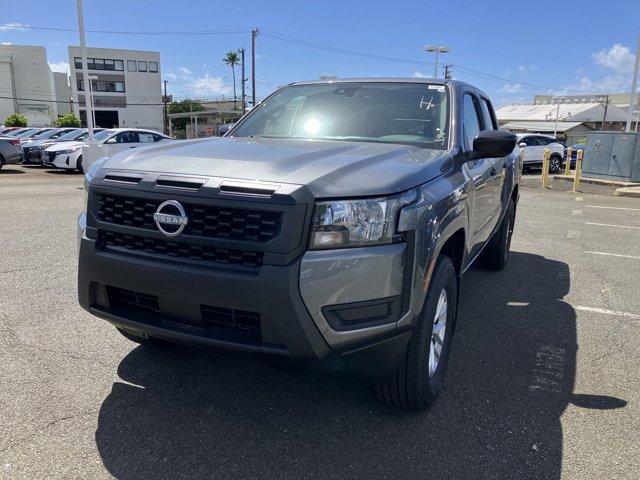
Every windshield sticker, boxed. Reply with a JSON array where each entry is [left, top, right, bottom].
[[428, 85, 446, 92], [419, 96, 434, 110]]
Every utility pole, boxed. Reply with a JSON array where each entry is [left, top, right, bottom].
[[163, 80, 168, 135], [601, 94, 610, 131], [625, 33, 640, 132], [76, 0, 94, 139], [239, 47, 246, 114], [443, 64, 453, 80], [251, 28, 259, 108]]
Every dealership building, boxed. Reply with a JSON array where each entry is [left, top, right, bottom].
[[69, 46, 163, 131], [0, 44, 70, 125]]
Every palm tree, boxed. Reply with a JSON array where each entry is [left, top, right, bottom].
[[223, 51, 240, 110]]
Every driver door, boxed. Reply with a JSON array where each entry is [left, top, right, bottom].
[[102, 131, 140, 158]]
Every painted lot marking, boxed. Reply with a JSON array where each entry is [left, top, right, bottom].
[[585, 222, 640, 230], [574, 305, 640, 321], [586, 250, 640, 260], [586, 205, 640, 212]]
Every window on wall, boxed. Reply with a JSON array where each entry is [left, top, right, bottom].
[[127, 60, 137, 72], [149, 61, 158, 73], [114, 60, 124, 71], [74, 57, 82, 69], [138, 61, 148, 72], [77, 79, 125, 93]]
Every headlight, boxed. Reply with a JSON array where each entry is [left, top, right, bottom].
[[57, 146, 82, 154], [83, 157, 108, 212], [310, 189, 418, 249]]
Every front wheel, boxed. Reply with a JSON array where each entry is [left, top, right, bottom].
[[549, 155, 561, 173], [375, 255, 457, 411], [76, 155, 83, 173]]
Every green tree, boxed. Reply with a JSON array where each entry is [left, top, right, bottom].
[[223, 51, 240, 110], [168, 99, 204, 130], [54, 113, 81, 127], [4, 113, 28, 127]]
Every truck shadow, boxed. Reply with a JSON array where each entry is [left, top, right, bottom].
[[95, 252, 625, 479]]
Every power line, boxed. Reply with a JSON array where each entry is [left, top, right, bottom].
[[0, 23, 249, 36]]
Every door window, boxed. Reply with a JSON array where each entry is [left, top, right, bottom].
[[107, 131, 140, 144], [462, 93, 482, 151], [479, 98, 497, 130], [519, 136, 541, 147], [138, 133, 155, 143]]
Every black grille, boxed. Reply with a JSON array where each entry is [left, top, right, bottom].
[[107, 286, 160, 319], [100, 230, 263, 268], [47, 151, 57, 162], [201, 305, 261, 332], [95, 194, 282, 242]]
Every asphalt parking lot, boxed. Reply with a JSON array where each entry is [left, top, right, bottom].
[[1, 165, 639, 479]]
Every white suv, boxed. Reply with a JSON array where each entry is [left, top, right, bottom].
[[517, 134, 564, 172]]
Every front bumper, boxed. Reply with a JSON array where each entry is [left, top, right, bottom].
[[77, 219, 413, 377]]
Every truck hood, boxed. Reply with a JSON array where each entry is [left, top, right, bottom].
[[103, 136, 451, 197]]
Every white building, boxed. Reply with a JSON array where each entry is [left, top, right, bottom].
[[68, 46, 162, 131], [53, 71, 72, 115], [0, 44, 59, 125]]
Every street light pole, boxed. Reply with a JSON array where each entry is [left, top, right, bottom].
[[625, 33, 640, 132], [76, 0, 94, 139], [251, 28, 259, 108], [424, 45, 451, 79], [88, 74, 98, 128]]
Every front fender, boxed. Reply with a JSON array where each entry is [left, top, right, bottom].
[[396, 172, 469, 330]]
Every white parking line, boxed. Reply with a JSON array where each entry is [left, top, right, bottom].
[[585, 250, 640, 260], [574, 305, 640, 320], [586, 205, 640, 212], [585, 222, 640, 230]]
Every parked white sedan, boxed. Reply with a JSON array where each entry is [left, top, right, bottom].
[[516, 134, 565, 172], [44, 128, 172, 172]]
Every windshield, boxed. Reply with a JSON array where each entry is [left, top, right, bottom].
[[30, 128, 57, 140], [17, 129, 40, 138], [57, 129, 85, 141], [94, 129, 116, 141], [232, 82, 449, 149]]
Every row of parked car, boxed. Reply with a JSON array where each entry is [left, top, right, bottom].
[[0, 126, 172, 172], [516, 133, 585, 173]]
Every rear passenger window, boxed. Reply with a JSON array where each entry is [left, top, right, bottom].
[[479, 98, 497, 130], [462, 94, 482, 151]]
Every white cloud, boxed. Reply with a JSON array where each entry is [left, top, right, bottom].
[[48, 61, 70, 74], [0, 22, 30, 31], [592, 44, 635, 74], [165, 66, 232, 98], [412, 70, 428, 78], [1, 41, 12, 45], [517, 64, 535, 74], [500, 83, 523, 93]]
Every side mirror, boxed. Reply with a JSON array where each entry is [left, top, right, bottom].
[[518, 142, 527, 148], [472, 130, 518, 158]]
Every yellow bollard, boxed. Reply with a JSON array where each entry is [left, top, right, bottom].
[[573, 149, 583, 192], [541, 148, 551, 188], [565, 147, 572, 175]]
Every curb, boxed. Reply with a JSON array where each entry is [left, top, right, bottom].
[[615, 187, 640, 198], [552, 175, 640, 188]]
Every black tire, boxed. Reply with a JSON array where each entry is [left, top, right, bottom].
[[549, 155, 561, 173], [76, 155, 83, 173], [375, 255, 457, 411], [116, 327, 172, 347], [481, 199, 515, 271]]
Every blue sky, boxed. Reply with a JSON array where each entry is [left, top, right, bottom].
[[1, 0, 639, 105]]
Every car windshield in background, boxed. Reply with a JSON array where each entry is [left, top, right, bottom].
[[30, 129, 56, 139], [232, 82, 449, 149], [94, 129, 116, 141], [56, 129, 85, 141]]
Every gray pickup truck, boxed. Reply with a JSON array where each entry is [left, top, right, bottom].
[[78, 78, 519, 411]]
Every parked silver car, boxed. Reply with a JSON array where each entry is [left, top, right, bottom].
[[0, 135, 23, 170]]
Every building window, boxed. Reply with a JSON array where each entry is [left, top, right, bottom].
[[74, 57, 82, 69], [77, 79, 125, 93], [114, 60, 124, 71], [149, 61, 158, 73], [127, 60, 137, 72], [138, 61, 148, 72]]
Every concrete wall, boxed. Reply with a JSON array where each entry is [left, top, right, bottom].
[[0, 44, 57, 125], [69, 46, 163, 132], [53, 72, 71, 115]]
